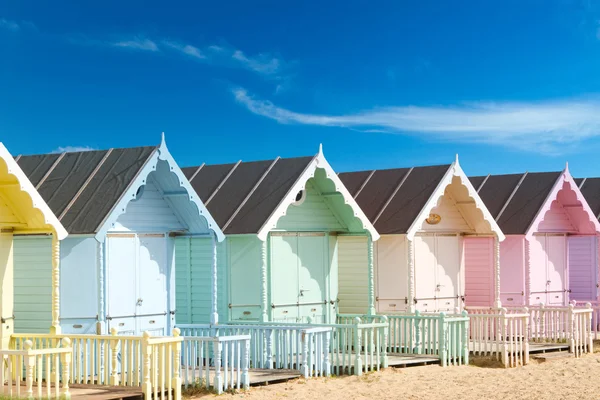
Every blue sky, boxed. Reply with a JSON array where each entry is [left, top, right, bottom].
[[2, 1, 600, 176]]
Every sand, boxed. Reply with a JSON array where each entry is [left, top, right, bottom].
[[190, 352, 600, 400]]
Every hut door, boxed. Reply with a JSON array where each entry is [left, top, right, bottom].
[[137, 235, 168, 335], [414, 235, 437, 312], [529, 236, 548, 305], [106, 235, 137, 335], [270, 234, 300, 322], [546, 235, 567, 306], [436, 235, 461, 312], [298, 233, 327, 323], [568, 236, 598, 302]]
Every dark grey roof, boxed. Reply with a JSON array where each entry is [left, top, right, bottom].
[[576, 178, 600, 218], [472, 172, 561, 234], [17, 146, 156, 234], [186, 156, 314, 234], [339, 165, 450, 234]]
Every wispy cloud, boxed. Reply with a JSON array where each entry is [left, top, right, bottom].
[[0, 18, 20, 32], [233, 88, 600, 154], [112, 37, 159, 52], [52, 146, 96, 154], [231, 50, 281, 75], [161, 40, 205, 59]]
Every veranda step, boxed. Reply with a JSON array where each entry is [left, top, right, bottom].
[[69, 384, 144, 400], [530, 352, 575, 362], [529, 343, 570, 354]]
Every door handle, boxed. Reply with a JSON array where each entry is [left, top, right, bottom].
[[137, 298, 143, 306], [300, 289, 310, 297]]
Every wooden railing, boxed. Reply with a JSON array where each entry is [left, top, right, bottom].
[[350, 312, 470, 367], [178, 324, 333, 377], [466, 307, 529, 367], [10, 328, 183, 400], [181, 334, 250, 394], [179, 317, 388, 377], [0, 338, 72, 399]]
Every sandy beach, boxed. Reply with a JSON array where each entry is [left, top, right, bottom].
[[190, 352, 600, 400]]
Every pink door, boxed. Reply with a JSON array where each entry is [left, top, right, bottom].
[[500, 236, 526, 306], [546, 235, 567, 306], [529, 236, 548, 305], [464, 237, 494, 307]]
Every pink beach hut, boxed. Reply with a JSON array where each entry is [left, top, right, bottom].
[[470, 166, 600, 308], [337, 156, 504, 314]]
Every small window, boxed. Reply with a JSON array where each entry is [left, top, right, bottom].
[[292, 189, 306, 206]]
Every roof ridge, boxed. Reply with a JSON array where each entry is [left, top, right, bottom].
[[222, 157, 281, 232], [36, 152, 66, 190], [188, 163, 204, 183], [477, 174, 490, 193], [578, 177, 587, 190], [354, 170, 376, 198], [373, 167, 414, 225]]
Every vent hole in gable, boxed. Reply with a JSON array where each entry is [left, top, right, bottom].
[[292, 190, 306, 206]]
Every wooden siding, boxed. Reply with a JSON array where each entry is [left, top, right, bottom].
[[568, 236, 597, 302], [0, 196, 19, 225], [175, 237, 213, 324], [337, 236, 369, 314], [464, 237, 494, 307], [276, 180, 346, 232], [375, 235, 408, 313], [60, 237, 98, 334], [418, 193, 473, 233], [537, 201, 576, 232], [13, 237, 51, 333], [110, 176, 186, 232]]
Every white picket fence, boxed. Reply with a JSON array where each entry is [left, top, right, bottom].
[[0, 338, 72, 399], [466, 307, 530, 367], [181, 334, 250, 394]]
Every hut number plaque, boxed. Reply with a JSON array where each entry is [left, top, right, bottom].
[[425, 213, 441, 225]]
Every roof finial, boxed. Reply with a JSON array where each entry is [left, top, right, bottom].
[[161, 132, 166, 147], [455, 153, 459, 166], [565, 161, 569, 173], [318, 143, 324, 156]]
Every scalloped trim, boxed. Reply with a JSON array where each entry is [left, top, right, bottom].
[[0, 143, 67, 239]]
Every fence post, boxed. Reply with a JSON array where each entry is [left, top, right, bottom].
[[24, 340, 35, 399], [172, 328, 182, 400], [438, 313, 447, 367], [586, 303, 594, 353], [60, 338, 72, 399], [242, 338, 250, 389], [500, 308, 509, 368], [380, 315, 389, 368], [461, 310, 469, 365], [110, 327, 119, 386], [213, 340, 223, 394], [324, 331, 331, 377], [301, 331, 310, 378], [538, 302, 545, 342], [353, 317, 363, 376], [265, 329, 273, 369], [568, 303, 575, 354], [142, 332, 152, 399], [523, 307, 530, 365], [414, 310, 422, 354]]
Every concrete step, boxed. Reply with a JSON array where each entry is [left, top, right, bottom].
[[531, 352, 574, 362]]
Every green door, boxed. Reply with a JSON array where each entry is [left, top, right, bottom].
[[270, 233, 328, 323], [270, 234, 300, 322], [298, 234, 327, 323]]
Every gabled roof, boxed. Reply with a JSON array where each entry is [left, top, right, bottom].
[[473, 167, 600, 236], [0, 143, 67, 239], [183, 146, 379, 240], [15, 136, 224, 241], [339, 157, 504, 240], [575, 177, 600, 219]]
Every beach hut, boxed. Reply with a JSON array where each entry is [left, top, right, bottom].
[[13, 135, 224, 336], [0, 143, 67, 348], [471, 166, 600, 307], [179, 145, 378, 324], [338, 157, 504, 314], [572, 177, 600, 303]]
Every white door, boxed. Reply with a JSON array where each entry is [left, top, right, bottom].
[[298, 234, 327, 323], [137, 235, 168, 335], [107, 235, 137, 335], [106, 234, 169, 336], [376, 236, 407, 312], [436, 235, 461, 312], [270, 234, 300, 322], [414, 236, 437, 312]]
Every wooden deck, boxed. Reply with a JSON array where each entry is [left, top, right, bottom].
[[529, 343, 570, 353], [387, 353, 440, 367]]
